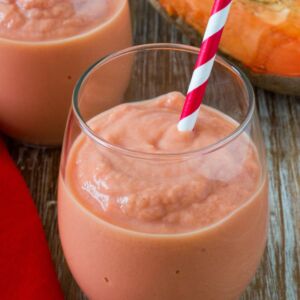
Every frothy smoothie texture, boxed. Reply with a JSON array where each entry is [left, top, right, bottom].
[[0, 0, 131, 144], [58, 92, 268, 299]]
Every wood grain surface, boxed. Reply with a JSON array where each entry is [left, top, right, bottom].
[[6, 1, 300, 299]]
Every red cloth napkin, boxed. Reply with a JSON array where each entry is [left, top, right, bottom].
[[0, 139, 63, 300]]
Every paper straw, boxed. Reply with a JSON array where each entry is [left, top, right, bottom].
[[177, 0, 233, 132]]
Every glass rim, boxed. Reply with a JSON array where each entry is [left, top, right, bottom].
[[72, 43, 256, 160]]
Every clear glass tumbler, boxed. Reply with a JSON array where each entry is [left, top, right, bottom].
[[58, 44, 269, 300]]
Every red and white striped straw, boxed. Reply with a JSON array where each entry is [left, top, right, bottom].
[[177, 0, 232, 132]]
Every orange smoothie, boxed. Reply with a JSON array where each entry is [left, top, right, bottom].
[[0, 0, 132, 145], [58, 92, 268, 300]]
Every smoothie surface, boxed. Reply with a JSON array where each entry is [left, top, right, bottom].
[[0, 0, 123, 41], [65, 92, 261, 234]]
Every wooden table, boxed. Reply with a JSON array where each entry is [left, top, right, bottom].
[[6, 1, 300, 299]]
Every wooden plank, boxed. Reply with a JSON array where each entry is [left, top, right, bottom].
[[5, 0, 300, 299]]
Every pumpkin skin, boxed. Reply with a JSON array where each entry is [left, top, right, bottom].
[[149, 0, 300, 95]]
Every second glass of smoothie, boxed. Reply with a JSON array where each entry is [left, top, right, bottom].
[[0, 0, 132, 145], [58, 44, 269, 299]]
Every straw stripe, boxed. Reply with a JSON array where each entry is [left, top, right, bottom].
[[178, 0, 232, 132], [177, 107, 201, 132], [178, 81, 209, 131], [211, 0, 232, 14], [203, 4, 231, 41], [194, 29, 224, 68], [187, 56, 215, 93], [181, 81, 209, 116]]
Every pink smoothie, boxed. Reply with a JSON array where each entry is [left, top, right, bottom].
[[58, 92, 268, 299], [0, 0, 131, 144]]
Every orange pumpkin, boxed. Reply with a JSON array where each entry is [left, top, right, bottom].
[[151, 0, 300, 94]]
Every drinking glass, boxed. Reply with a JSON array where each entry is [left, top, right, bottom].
[[58, 44, 268, 300], [0, 0, 131, 145]]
